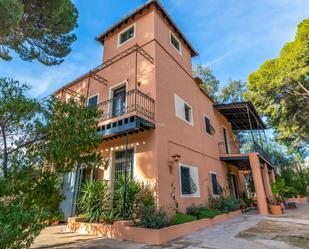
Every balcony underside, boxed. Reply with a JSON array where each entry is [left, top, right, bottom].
[[220, 154, 250, 170], [220, 153, 273, 170], [97, 115, 155, 140]]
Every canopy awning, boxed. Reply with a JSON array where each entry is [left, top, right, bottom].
[[214, 102, 266, 130]]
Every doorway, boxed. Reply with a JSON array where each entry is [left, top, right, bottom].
[[230, 174, 240, 199]]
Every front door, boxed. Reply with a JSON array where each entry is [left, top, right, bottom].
[[231, 174, 240, 199], [112, 86, 126, 118]]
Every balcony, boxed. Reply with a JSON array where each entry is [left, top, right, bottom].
[[218, 140, 273, 168], [96, 89, 155, 139]]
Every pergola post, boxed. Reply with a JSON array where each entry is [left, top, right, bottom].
[[249, 153, 269, 215], [261, 163, 273, 202]]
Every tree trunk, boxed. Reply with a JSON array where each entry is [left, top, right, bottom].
[[1, 125, 8, 177]]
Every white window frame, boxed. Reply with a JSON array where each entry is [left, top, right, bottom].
[[106, 145, 137, 188], [203, 114, 213, 137], [169, 31, 182, 55], [179, 163, 200, 198], [174, 94, 194, 126], [210, 171, 220, 196], [118, 23, 136, 47], [87, 93, 100, 106]]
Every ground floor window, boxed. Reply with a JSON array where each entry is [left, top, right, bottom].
[[180, 164, 200, 197], [114, 149, 134, 182], [210, 172, 221, 195]]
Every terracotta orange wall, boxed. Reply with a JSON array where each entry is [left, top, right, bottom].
[[97, 130, 157, 184], [153, 9, 242, 212], [102, 7, 155, 62], [58, 8, 245, 214], [154, 9, 193, 75]]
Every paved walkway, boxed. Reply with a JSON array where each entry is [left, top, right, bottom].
[[31, 204, 309, 249]]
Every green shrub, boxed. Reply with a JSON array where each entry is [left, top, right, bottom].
[[198, 209, 222, 219], [186, 204, 207, 218], [140, 204, 166, 229], [209, 195, 240, 213], [221, 197, 240, 212], [186, 204, 222, 219], [78, 180, 111, 222], [170, 213, 197, 225], [30, 172, 64, 222], [0, 197, 48, 249]]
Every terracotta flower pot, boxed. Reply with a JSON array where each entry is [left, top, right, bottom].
[[271, 205, 282, 215], [51, 220, 60, 226]]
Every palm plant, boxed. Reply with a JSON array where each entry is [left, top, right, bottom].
[[113, 176, 153, 221], [78, 180, 110, 222]]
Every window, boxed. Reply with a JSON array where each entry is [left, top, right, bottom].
[[118, 24, 135, 46], [184, 104, 191, 122], [210, 172, 221, 195], [87, 95, 98, 107], [112, 86, 126, 117], [174, 94, 193, 125], [170, 31, 181, 54], [204, 117, 212, 135], [179, 164, 200, 197], [114, 149, 134, 182]]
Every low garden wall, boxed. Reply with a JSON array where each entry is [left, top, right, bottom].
[[67, 210, 242, 244], [287, 197, 308, 204]]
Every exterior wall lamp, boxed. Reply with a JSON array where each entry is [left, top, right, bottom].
[[168, 154, 181, 174]]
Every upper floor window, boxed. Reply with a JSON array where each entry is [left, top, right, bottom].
[[184, 104, 191, 123], [174, 94, 193, 126], [204, 116, 213, 135], [170, 31, 182, 54], [118, 24, 135, 46], [87, 94, 98, 107]]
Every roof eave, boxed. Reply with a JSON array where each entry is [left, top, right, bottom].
[[95, 0, 198, 57]]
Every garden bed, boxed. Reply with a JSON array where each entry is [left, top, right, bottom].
[[67, 210, 242, 244], [287, 197, 308, 204]]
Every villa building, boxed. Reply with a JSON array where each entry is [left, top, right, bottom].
[[58, 0, 275, 219]]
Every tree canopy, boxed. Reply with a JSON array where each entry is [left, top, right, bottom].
[[0, 0, 78, 65], [0, 78, 104, 248], [245, 18, 309, 152], [0, 78, 103, 176], [217, 79, 246, 103], [193, 64, 220, 100]]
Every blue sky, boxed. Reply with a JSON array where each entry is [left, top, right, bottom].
[[0, 0, 308, 98]]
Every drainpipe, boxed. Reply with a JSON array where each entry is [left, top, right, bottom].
[[123, 130, 129, 219]]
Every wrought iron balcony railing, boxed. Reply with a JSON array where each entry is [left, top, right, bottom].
[[97, 89, 155, 122], [218, 140, 272, 163]]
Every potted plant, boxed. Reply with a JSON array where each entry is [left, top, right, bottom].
[[50, 212, 63, 225], [270, 179, 288, 215], [270, 199, 282, 215], [239, 199, 247, 211]]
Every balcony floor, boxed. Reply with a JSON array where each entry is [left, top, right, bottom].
[[97, 115, 155, 140]]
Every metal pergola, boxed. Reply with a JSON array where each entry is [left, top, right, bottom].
[[214, 102, 266, 131]]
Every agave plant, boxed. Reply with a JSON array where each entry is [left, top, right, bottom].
[[78, 180, 111, 222], [113, 176, 153, 221]]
